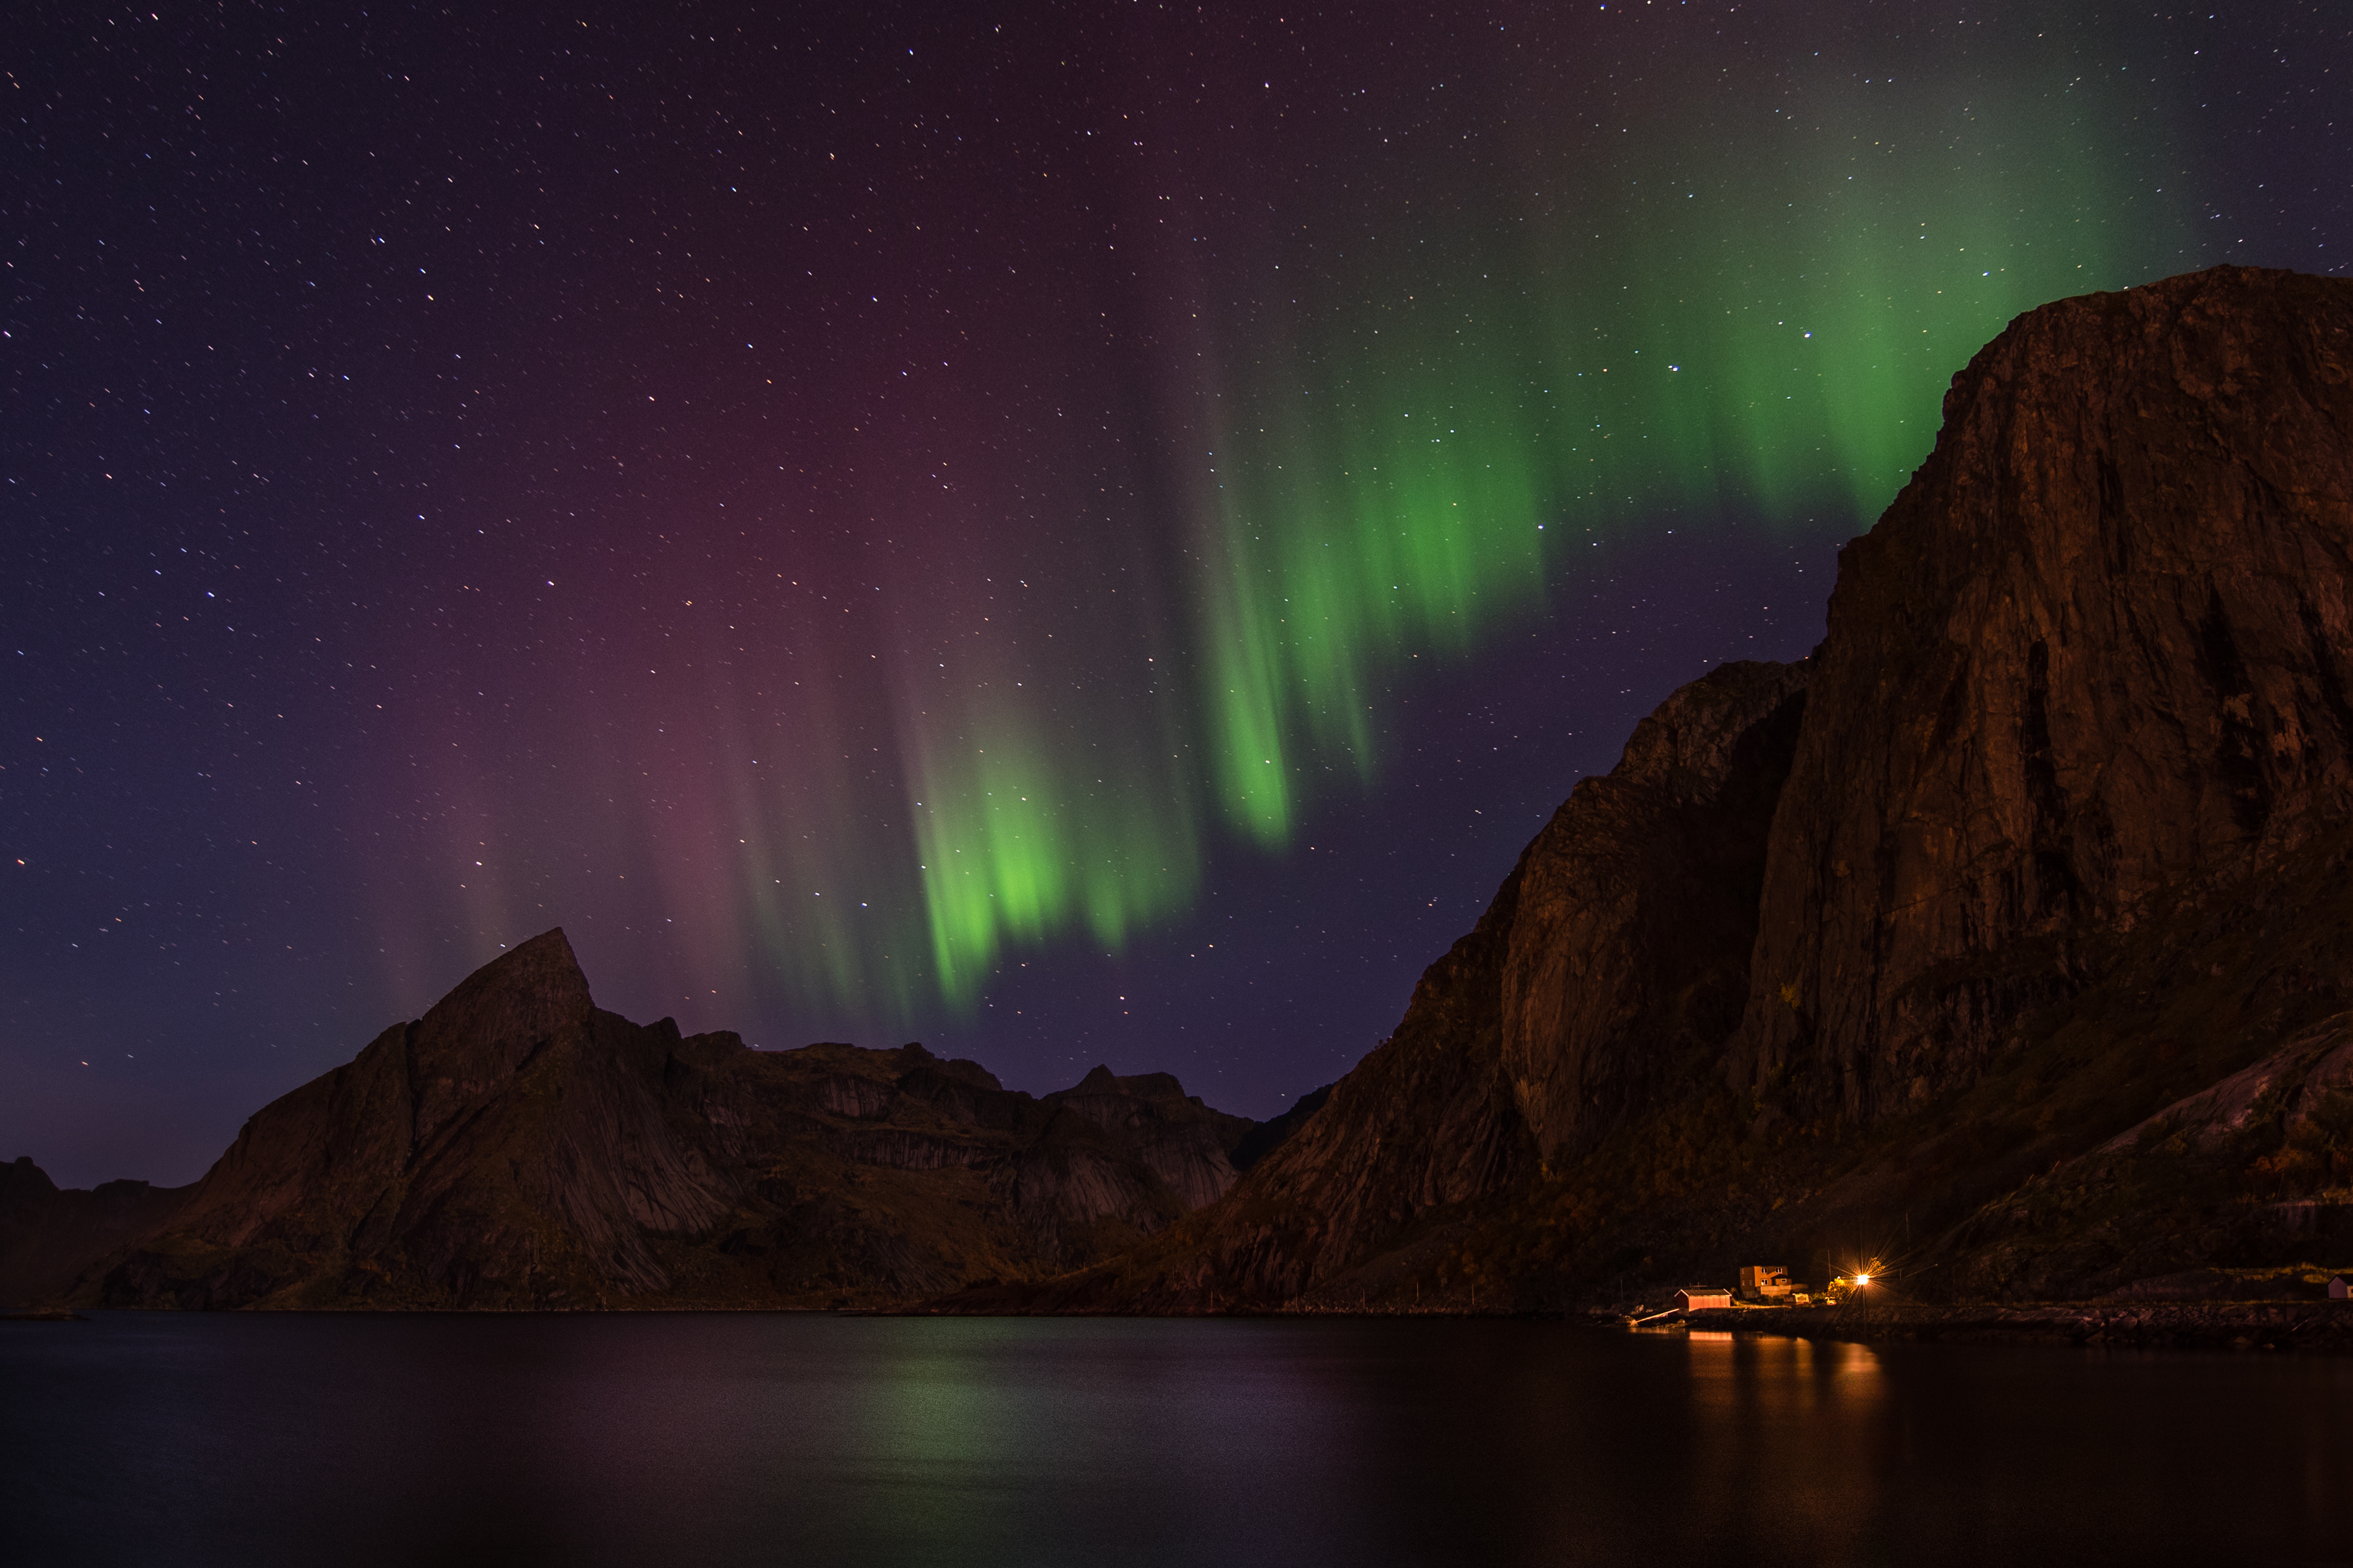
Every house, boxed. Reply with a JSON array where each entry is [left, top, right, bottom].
[[1739, 1265, 1795, 1301], [2330, 1276, 2348, 1301], [1676, 1286, 1734, 1311]]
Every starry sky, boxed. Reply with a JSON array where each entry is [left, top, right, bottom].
[[8, 1, 2349, 1188]]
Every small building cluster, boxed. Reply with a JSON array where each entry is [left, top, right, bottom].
[[1656, 1265, 1825, 1319]]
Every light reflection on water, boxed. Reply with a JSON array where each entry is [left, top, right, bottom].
[[2, 1313, 2347, 1567]]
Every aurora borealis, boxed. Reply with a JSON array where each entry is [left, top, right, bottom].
[[9, 1, 2349, 1185]]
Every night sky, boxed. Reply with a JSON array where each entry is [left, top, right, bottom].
[[9, 1, 2348, 1189]]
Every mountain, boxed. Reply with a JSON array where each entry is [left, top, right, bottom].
[[976, 264, 2353, 1312], [22, 265, 2353, 1317], [12, 930, 1262, 1309], [0, 1158, 185, 1308]]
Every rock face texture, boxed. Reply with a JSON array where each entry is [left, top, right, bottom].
[[54, 930, 1259, 1309], [990, 265, 2353, 1312], [1503, 660, 1810, 1162], [1738, 265, 2353, 1128], [1939, 991, 2353, 1300]]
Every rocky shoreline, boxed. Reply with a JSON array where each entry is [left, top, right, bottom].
[[1590, 1299, 2353, 1352]]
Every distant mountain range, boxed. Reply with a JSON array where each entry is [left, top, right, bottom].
[[3, 929, 1274, 1309], [10, 265, 2353, 1314]]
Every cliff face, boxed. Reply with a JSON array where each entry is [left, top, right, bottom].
[[1740, 267, 2353, 1129], [1503, 661, 1809, 1162], [1006, 659, 1812, 1310], [994, 266, 2353, 1313], [63, 930, 1259, 1309]]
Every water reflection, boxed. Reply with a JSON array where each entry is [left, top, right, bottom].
[[3, 1315, 2348, 1567], [1672, 1329, 1886, 1552]]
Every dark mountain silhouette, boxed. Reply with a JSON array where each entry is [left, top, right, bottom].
[[3, 930, 1264, 1309], [0, 1158, 185, 1308]]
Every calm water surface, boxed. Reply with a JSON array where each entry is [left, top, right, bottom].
[[3, 1313, 2348, 1567]]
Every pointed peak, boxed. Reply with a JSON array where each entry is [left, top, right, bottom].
[[1076, 1064, 1119, 1091], [453, 928, 585, 993], [414, 928, 596, 1071], [507, 927, 580, 968]]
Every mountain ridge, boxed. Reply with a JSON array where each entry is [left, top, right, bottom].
[[3, 930, 1268, 1309]]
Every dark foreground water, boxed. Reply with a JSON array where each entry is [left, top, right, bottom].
[[3, 1314, 2349, 1567]]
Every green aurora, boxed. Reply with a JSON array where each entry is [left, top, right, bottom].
[[797, 20, 2198, 1012]]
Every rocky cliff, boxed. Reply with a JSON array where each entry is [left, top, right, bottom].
[[980, 265, 2353, 1312], [1738, 263, 2353, 1129], [28, 930, 1260, 1309]]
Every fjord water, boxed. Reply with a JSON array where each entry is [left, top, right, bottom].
[[4, 1316, 2346, 1567]]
